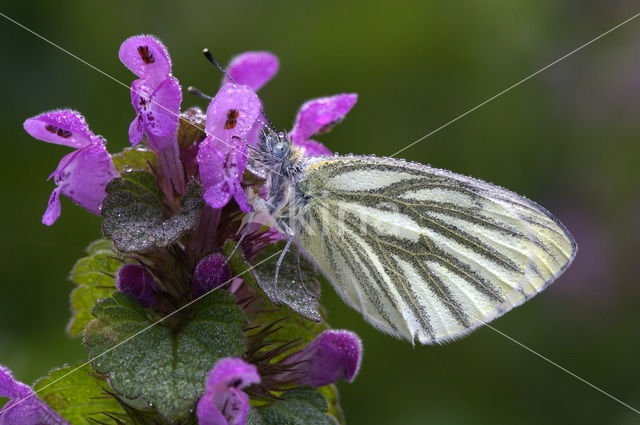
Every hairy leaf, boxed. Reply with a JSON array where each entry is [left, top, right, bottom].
[[83, 291, 246, 423], [111, 146, 156, 173], [33, 363, 126, 425], [177, 107, 206, 149], [102, 171, 203, 252], [226, 240, 328, 358], [247, 387, 337, 425], [67, 240, 124, 337], [232, 241, 322, 322], [318, 385, 345, 425]]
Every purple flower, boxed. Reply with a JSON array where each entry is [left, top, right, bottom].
[[289, 94, 358, 156], [119, 35, 172, 86], [120, 35, 185, 195], [284, 330, 362, 387], [224, 52, 278, 147], [193, 253, 231, 298], [225, 51, 279, 92], [23, 110, 118, 225], [116, 264, 158, 308], [197, 84, 260, 212], [197, 358, 260, 425], [127, 77, 182, 150], [196, 52, 279, 213], [0, 365, 70, 425], [120, 35, 182, 150]]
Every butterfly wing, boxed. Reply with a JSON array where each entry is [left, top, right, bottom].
[[293, 155, 576, 344]]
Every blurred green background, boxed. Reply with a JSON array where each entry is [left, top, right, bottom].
[[1, 1, 639, 424]]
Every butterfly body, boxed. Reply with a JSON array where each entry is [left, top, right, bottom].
[[251, 130, 577, 344]]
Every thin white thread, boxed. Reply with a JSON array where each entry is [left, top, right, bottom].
[[0, 11, 284, 178], [389, 10, 640, 158], [377, 246, 640, 414], [0, 248, 283, 417], [483, 322, 640, 414], [2, 6, 638, 418]]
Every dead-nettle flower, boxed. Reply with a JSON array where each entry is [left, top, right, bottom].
[[0, 365, 70, 425], [18, 35, 363, 424], [23, 109, 118, 225], [281, 329, 362, 387], [115, 264, 159, 308], [196, 358, 261, 425], [193, 253, 231, 298], [196, 51, 278, 213], [120, 34, 185, 196], [197, 84, 260, 212]]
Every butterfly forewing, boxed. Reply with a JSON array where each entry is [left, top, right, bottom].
[[293, 155, 576, 344]]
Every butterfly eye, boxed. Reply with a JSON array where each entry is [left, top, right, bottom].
[[273, 141, 289, 158]]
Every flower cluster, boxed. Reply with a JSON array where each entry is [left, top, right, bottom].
[[3, 34, 361, 425]]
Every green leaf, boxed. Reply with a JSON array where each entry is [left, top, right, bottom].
[[225, 241, 328, 360], [111, 146, 156, 173], [177, 107, 206, 149], [33, 363, 126, 425], [237, 241, 323, 322], [84, 291, 246, 423], [318, 385, 345, 425], [247, 387, 337, 425], [102, 171, 203, 252], [67, 239, 124, 337]]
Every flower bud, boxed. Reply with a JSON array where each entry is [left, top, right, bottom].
[[193, 253, 231, 298], [115, 264, 158, 308], [285, 329, 362, 387]]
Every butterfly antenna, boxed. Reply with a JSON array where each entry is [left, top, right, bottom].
[[203, 48, 238, 84], [187, 86, 213, 100], [259, 110, 277, 131]]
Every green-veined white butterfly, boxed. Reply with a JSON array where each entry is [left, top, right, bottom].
[[248, 129, 577, 345]]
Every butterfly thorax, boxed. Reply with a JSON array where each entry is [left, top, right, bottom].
[[250, 129, 308, 236]]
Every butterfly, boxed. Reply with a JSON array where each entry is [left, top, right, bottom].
[[247, 129, 577, 345]]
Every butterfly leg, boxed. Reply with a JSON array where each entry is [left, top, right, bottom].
[[225, 210, 255, 263], [297, 251, 320, 299], [273, 236, 293, 303], [272, 218, 294, 302]]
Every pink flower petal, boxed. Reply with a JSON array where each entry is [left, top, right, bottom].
[[42, 187, 62, 226], [206, 83, 261, 151], [144, 111, 174, 137], [289, 93, 358, 143], [285, 329, 362, 387], [149, 76, 182, 120], [24, 109, 96, 149], [225, 51, 279, 91], [232, 186, 251, 213], [144, 77, 182, 138], [226, 137, 249, 180], [0, 364, 71, 424], [119, 34, 172, 85], [53, 144, 118, 216], [244, 110, 269, 147], [128, 116, 144, 145], [203, 183, 233, 210], [297, 139, 332, 156], [196, 395, 228, 425], [197, 138, 226, 189], [197, 358, 260, 425]]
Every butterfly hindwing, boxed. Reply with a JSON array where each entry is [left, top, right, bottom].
[[292, 155, 576, 344]]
